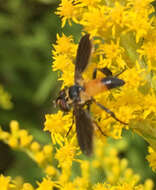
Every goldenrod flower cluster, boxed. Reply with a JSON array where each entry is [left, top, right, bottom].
[[45, 0, 156, 170], [0, 120, 154, 189], [0, 84, 13, 110], [0, 0, 156, 189], [0, 121, 56, 176]]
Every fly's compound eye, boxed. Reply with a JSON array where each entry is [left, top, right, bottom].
[[56, 98, 70, 112], [56, 89, 70, 112], [59, 89, 66, 97]]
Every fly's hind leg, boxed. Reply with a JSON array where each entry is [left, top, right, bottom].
[[92, 67, 112, 79], [83, 101, 106, 137], [92, 120, 106, 137], [92, 98, 128, 125]]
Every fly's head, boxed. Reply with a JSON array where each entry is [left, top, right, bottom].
[[56, 88, 70, 112], [56, 85, 84, 112], [68, 85, 84, 103]]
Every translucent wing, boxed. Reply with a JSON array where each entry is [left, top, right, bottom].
[[74, 106, 93, 155], [74, 34, 92, 83]]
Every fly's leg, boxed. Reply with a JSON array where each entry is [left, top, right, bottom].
[[92, 98, 128, 125], [84, 100, 92, 112], [114, 67, 127, 77], [92, 67, 112, 79], [83, 101, 106, 137], [66, 114, 75, 137], [92, 120, 106, 137], [93, 66, 127, 79]]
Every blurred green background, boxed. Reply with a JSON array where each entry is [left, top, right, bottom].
[[0, 0, 156, 187]]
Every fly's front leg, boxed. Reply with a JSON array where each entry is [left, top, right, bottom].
[[83, 100, 92, 112], [92, 67, 112, 79], [66, 110, 75, 137]]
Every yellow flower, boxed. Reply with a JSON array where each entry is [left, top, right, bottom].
[[36, 177, 59, 190], [80, 160, 90, 180], [123, 168, 140, 185], [44, 111, 73, 144], [59, 167, 71, 184], [127, 0, 154, 12], [0, 175, 15, 190], [0, 85, 13, 110], [34, 151, 45, 165], [30, 141, 41, 152], [125, 10, 153, 43], [53, 54, 72, 72], [9, 120, 20, 148], [60, 182, 76, 190], [55, 0, 82, 27], [8, 136, 18, 148], [21, 183, 34, 190], [19, 130, 33, 147], [44, 112, 71, 134], [59, 67, 75, 87], [137, 28, 156, 70], [45, 165, 57, 176], [109, 2, 127, 29], [139, 41, 156, 61], [55, 140, 77, 168], [52, 53, 74, 87], [98, 39, 125, 67], [10, 120, 19, 132], [0, 120, 154, 189], [146, 147, 156, 171], [80, 0, 101, 6], [80, 6, 110, 37], [53, 34, 76, 57], [43, 145, 53, 156], [143, 179, 154, 190], [2, 121, 35, 149], [0, 1, 155, 189], [52, 34, 76, 87], [73, 176, 89, 189], [93, 183, 108, 190]]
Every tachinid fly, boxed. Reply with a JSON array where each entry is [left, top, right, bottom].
[[56, 34, 127, 155]]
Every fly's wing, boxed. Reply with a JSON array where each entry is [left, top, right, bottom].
[[74, 106, 93, 155], [74, 34, 92, 83]]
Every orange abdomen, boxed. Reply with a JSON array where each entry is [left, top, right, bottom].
[[84, 79, 108, 97], [80, 77, 125, 102]]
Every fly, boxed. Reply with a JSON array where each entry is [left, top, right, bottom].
[[56, 34, 128, 155]]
